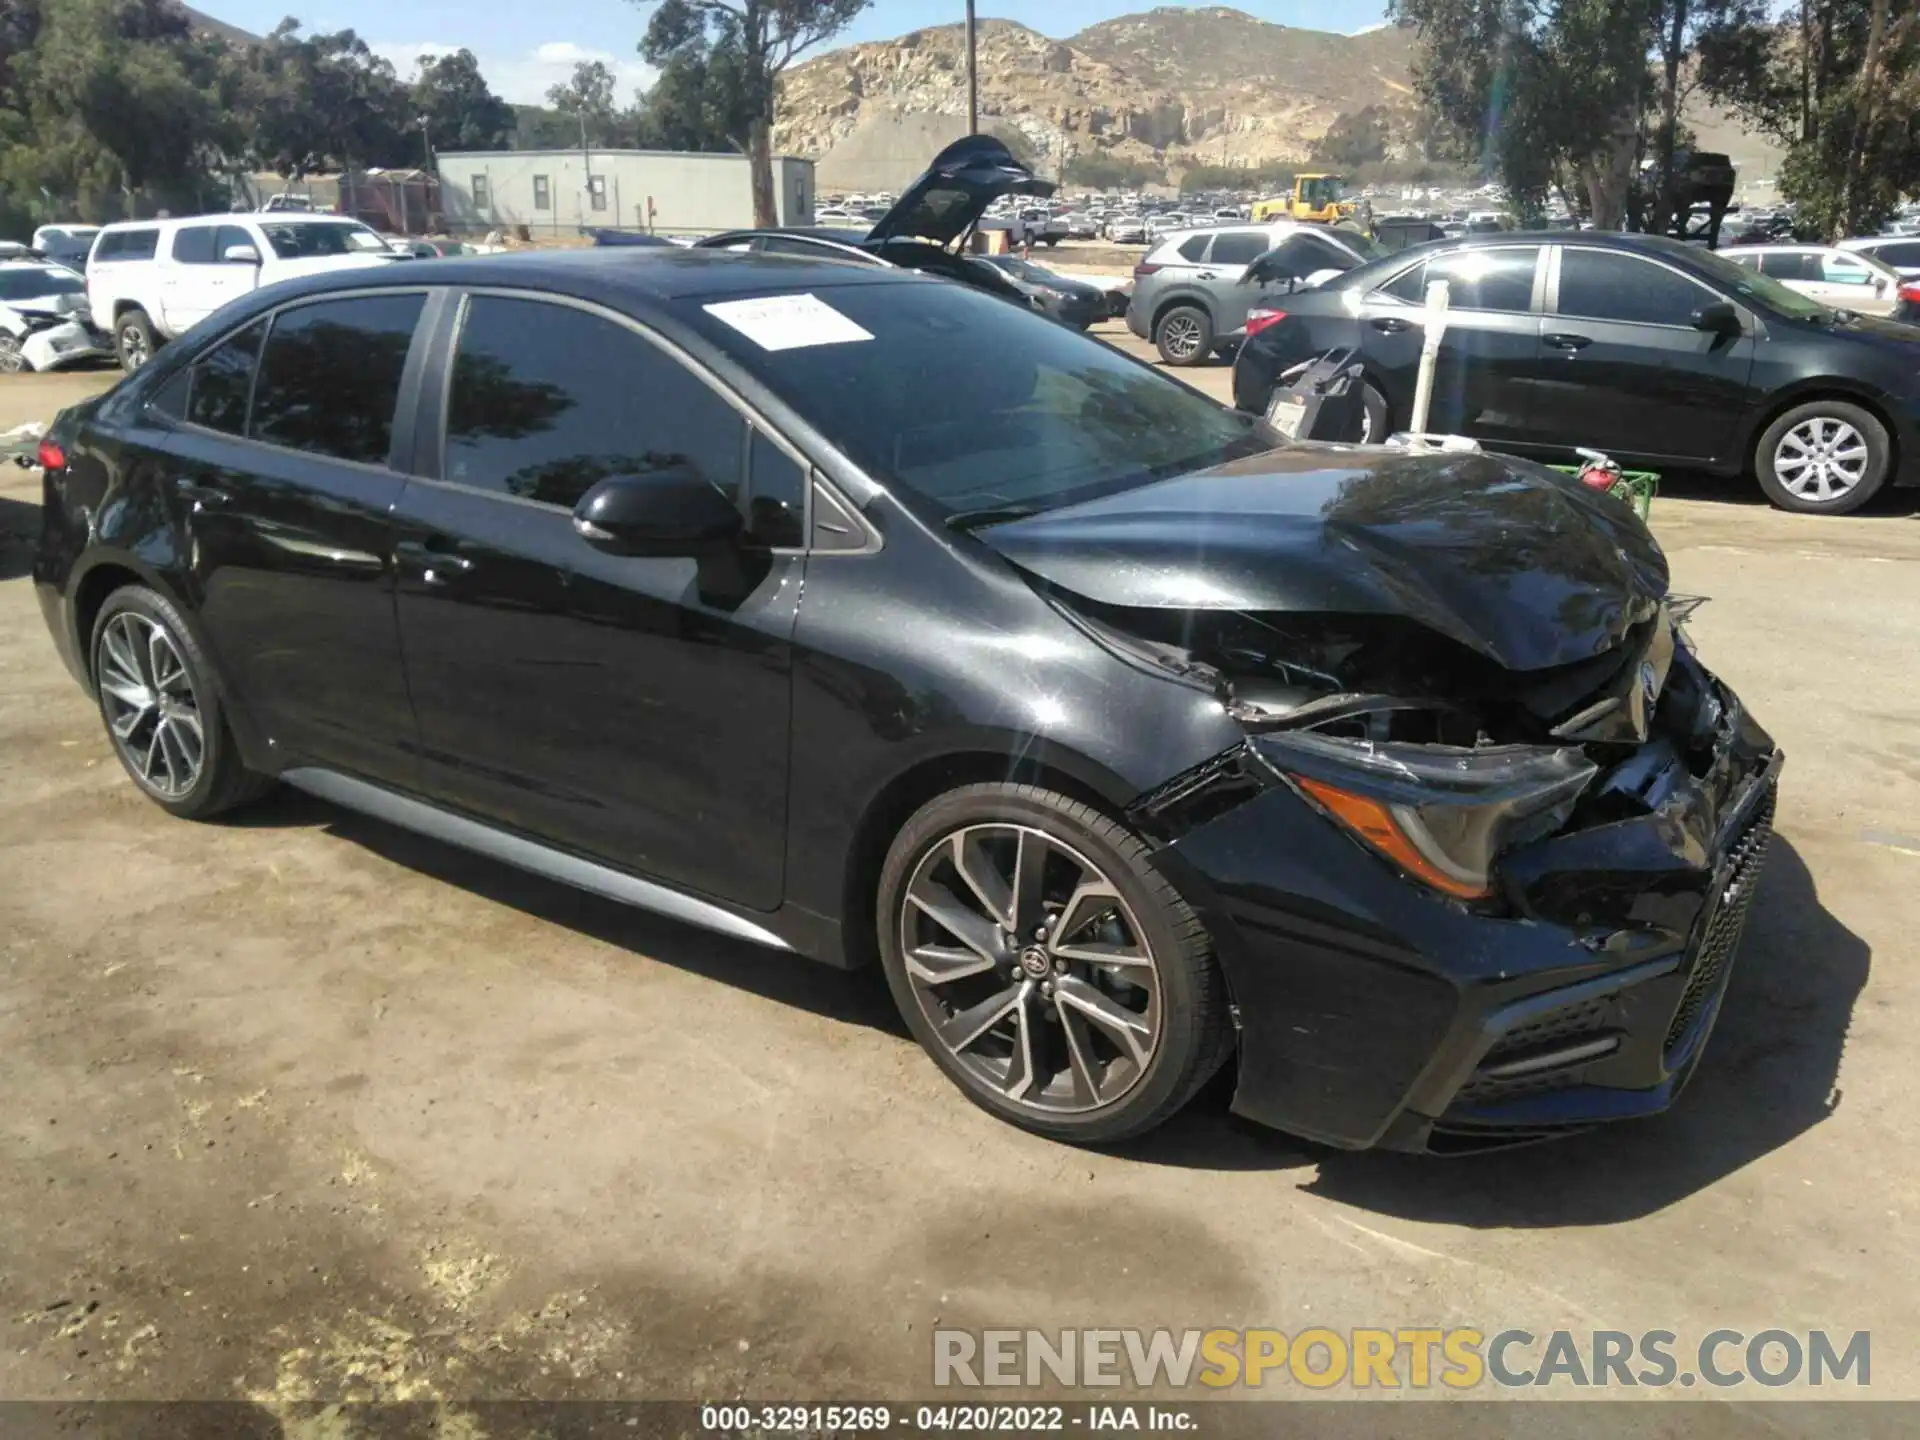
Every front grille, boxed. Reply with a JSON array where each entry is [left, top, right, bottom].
[[1664, 786, 1776, 1052], [1454, 994, 1618, 1106]]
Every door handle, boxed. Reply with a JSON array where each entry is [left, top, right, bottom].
[[394, 537, 476, 584], [174, 478, 228, 507], [1544, 332, 1592, 351], [1370, 316, 1411, 333]]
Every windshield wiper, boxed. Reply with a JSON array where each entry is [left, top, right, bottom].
[[946, 504, 1044, 531]]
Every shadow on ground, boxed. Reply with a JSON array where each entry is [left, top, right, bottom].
[[1117, 836, 1867, 1224], [0, 493, 39, 582], [224, 785, 909, 1039], [226, 785, 1862, 1227]]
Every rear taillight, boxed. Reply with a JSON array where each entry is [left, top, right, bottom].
[[37, 439, 66, 471], [1900, 282, 1920, 303], [1133, 263, 1161, 279], [1245, 307, 1287, 338]]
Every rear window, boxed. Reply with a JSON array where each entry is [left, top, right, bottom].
[[0, 268, 83, 301], [1176, 235, 1210, 262], [93, 228, 159, 263], [678, 281, 1274, 522]]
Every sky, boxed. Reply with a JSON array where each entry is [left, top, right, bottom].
[[198, 0, 1394, 107]]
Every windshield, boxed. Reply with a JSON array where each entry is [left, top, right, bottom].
[[1302, 177, 1345, 207], [680, 281, 1277, 521], [1689, 246, 1841, 321], [0, 267, 83, 301], [258, 222, 390, 259]]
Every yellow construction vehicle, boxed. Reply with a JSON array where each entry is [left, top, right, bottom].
[[1252, 173, 1358, 225]]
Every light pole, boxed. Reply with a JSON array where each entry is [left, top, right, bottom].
[[965, 0, 978, 135]]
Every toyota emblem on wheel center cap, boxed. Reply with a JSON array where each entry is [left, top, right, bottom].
[[1019, 946, 1051, 978]]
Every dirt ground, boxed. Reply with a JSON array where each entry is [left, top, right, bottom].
[[2, 347, 1919, 1427]]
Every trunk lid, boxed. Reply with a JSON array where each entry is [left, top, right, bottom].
[[863, 135, 1056, 249]]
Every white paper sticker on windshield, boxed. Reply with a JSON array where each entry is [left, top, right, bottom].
[[702, 293, 873, 351]]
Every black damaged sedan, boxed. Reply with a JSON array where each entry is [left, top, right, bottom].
[[32, 249, 1780, 1151]]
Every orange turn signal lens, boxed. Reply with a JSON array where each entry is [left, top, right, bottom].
[[1295, 776, 1494, 900]]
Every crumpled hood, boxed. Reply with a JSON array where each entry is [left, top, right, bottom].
[[981, 444, 1669, 672]]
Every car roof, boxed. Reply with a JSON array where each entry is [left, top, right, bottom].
[[95, 213, 363, 233], [203, 246, 921, 311]]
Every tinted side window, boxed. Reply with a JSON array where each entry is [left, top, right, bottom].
[[1759, 252, 1819, 282], [186, 321, 266, 435], [1176, 235, 1210, 262], [215, 225, 256, 260], [1208, 231, 1270, 266], [1559, 250, 1713, 325], [172, 226, 218, 264], [1876, 242, 1920, 267], [1821, 253, 1877, 286], [747, 429, 805, 547], [250, 293, 424, 465], [1429, 246, 1540, 311], [1379, 260, 1428, 303], [442, 295, 747, 510], [97, 228, 159, 262]]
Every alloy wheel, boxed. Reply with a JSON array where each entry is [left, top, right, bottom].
[[96, 612, 205, 799], [1773, 416, 1869, 503], [1159, 314, 1204, 361], [0, 336, 23, 374], [899, 824, 1162, 1114], [120, 325, 150, 370]]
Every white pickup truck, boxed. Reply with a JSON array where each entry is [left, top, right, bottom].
[[86, 214, 402, 370]]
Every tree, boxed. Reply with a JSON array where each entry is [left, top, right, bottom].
[[232, 21, 412, 181], [1392, 0, 1664, 229], [1699, 0, 1919, 237], [1064, 151, 1164, 190], [1311, 105, 1393, 169], [411, 49, 514, 154], [547, 59, 623, 145], [634, 0, 871, 227]]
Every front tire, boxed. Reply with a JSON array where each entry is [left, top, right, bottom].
[[1154, 304, 1214, 367], [1754, 400, 1889, 514], [90, 586, 272, 820], [0, 334, 28, 374], [876, 783, 1233, 1144], [1360, 381, 1389, 444]]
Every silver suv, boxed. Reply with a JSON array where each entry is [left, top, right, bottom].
[[1127, 222, 1382, 365]]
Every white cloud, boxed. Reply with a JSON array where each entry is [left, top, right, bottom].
[[373, 39, 657, 108]]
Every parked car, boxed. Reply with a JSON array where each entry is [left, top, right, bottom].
[[1127, 222, 1383, 365], [1837, 235, 1920, 279], [1060, 212, 1101, 241], [1106, 215, 1149, 245], [1233, 231, 1920, 514], [1017, 207, 1068, 246], [32, 246, 1780, 1151], [0, 261, 110, 372], [86, 214, 402, 371], [692, 136, 1052, 310], [30, 225, 101, 270], [977, 256, 1107, 328], [1719, 245, 1910, 318]]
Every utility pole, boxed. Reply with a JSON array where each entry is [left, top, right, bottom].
[[965, 0, 978, 135]]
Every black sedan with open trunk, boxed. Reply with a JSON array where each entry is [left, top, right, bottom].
[[34, 248, 1779, 1151]]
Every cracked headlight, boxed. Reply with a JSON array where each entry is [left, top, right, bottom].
[[1252, 731, 1598, 899]]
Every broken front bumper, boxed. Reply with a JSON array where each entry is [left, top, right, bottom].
[[1143, 664, 1782, 1153]]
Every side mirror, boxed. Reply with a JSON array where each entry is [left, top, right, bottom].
[[223, 243, 261, 265], [571, 467, 743, 556], [1691, 300, 1741, 334]]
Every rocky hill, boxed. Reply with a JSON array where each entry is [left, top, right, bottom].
[[774, 8, 1421, 191], [775, 6, 1779, 194]]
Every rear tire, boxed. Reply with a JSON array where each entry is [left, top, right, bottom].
[[90, 586, 273, 820], [1754, 399, 1889, 515], [1154, 304, 1214, 367], [0, 334, 27, 374], [115, 309, 156, 372], [876, 783, 1233, 1144]]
